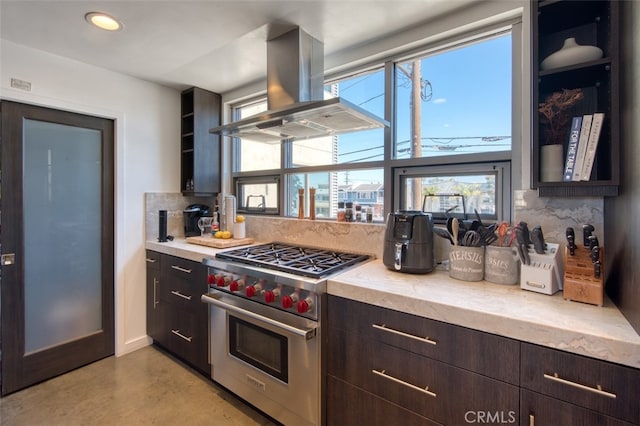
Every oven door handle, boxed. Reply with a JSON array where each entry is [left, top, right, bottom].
[[201, 294, 317, 340]]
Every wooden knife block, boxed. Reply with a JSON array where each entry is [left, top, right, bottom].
[[563, 246, 604, 306]]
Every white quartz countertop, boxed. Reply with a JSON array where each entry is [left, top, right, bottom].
[[328, 259, 640, 369], [145, 239, 640, 369]]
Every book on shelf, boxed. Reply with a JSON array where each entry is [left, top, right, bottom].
[[580, 112, 605, 181], [562, 116, 582, 182], [571, 114, 592, 181]]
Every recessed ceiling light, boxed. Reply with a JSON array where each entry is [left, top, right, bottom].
[[85, 12, 122, 31]]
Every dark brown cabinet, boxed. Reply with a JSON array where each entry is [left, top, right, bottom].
[[146, 251, 209, 374], [181, 87, 221, 196], [531, 0, 620, 196], [326, 296, 520, 425], [521, 342, 640, 425], [145, 250, 166, 344]]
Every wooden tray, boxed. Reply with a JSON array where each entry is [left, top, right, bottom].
[[186, 236, 255, 249]]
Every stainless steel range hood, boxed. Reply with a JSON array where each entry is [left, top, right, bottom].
[[210, 27, 388, 142]]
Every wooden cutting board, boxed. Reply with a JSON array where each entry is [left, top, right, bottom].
[[186, 235, 255, 249]]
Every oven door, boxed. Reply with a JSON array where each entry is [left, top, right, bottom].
[[202, 291, 321, 426]]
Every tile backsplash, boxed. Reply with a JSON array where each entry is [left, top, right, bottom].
[[145, 193, 215, 241], [145, 189, 604, 259]]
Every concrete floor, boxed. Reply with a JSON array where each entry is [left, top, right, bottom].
[[0, 345, 278, 425]]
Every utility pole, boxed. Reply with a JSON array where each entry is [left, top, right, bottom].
[[411, 60, 423, 210]]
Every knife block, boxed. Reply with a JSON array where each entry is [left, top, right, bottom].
[[520, 243, 563, 295], [563, 246, 604, 306]]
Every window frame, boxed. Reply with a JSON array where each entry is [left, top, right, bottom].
[[230, 19, 522, 223]]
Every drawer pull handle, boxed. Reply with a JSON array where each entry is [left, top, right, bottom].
[[372, 369, 436, 397], [145, 258, 157, 263], [372, 323, 437, 345], [171, 265, 192, 274], [171, 290, 192, 300], [543, 373, 616, 399], [153, 278, 159, 308], [171, 329, 193, 342], [529, 414, 534, 426]]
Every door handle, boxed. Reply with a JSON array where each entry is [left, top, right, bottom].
[[1, 253, 16, 266]]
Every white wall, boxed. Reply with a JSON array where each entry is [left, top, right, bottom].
[[1, 39, 180, 356]]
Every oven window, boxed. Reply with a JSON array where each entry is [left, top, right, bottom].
[[229, 316, 288, 383]]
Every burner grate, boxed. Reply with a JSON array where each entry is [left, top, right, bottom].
[[216, 243, 369, 278]]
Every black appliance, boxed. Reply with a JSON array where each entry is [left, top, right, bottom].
[[383, 211, 435, 274], [183, 204, 211, 237], [158, 210, 168, 242]]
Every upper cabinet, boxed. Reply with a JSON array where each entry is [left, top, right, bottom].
[[181, 87, 221, 196], [531, 0, 619, 197]]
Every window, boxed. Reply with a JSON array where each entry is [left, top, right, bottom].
[[231, 24, 517, 223], [395, 35, 512, 158], [395, 162, 511, 223]]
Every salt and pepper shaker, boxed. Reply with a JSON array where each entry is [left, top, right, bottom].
[[298, 188, 304, 219], [309, 188, 316, 220]]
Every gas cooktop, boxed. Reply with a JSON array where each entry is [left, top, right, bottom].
[[215, 242, 370, 279]]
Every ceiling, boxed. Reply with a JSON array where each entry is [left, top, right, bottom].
[[1, 0, 476, 95]]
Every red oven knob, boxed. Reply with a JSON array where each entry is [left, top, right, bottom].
[[207, 274, 216, 285], [246, 283, 262, 297], [297, 298, 314, 314], [264, 288, 280, 303], [216, 275, 229, 287], [282, 293, 299, 309], [230, 279, 244, 292]]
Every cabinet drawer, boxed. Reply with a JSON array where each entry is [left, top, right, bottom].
[[521, 389, 634, 426], [165, 309, 209, 373], [145, 250, 161, 271], [329, 327, 519, 424], [328, 295, 519, 384], [160, 256, 207, 314], [327, 375, 440, 426], [162, 255, 205, 282], [521, 343, 640, 424], [158, 276, 207, 315]]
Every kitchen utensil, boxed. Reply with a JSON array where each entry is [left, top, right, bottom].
[[518, 221, 532, 246], [566, 227, 576, 255], [497, 222, 509, 247], [462, 230, 481, 247], [515, 225, 531, 265], [583, 224, 595, 247], [477, 223, 498, 246], [531, 225, 546, 254], [451, 218, 459, 246]]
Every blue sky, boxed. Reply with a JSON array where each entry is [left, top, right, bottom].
[[334, 33, 512, 168]]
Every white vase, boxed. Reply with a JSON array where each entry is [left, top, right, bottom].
[[541, 144, 564, 182], [541, 38, 603, 71]]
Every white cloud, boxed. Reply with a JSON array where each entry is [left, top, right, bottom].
[[433, 98, 447, 104]]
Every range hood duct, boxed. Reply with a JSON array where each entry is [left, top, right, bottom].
[[210, 27, 388, 142]]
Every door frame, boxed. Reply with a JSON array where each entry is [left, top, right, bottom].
[[0, 100, 115, 395]]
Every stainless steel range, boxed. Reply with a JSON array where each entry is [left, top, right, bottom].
[[201, 243, 369, 426]]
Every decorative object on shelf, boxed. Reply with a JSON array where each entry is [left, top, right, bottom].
[[539, 88, 584, 145], [538, 88, 584, 182], [540, 37, 603, 71], [540, 144, 564, 182]]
